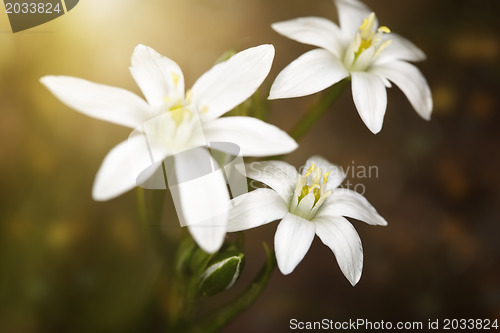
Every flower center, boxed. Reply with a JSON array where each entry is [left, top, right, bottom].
[[290, 163, 333, 220], [163, 89, 194, 125], [142, 90, 205, 152], [344, 13, 392, 71]]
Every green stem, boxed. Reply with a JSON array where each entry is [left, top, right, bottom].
[[289, 79, 348, 141], [191, 243, 277, 333]]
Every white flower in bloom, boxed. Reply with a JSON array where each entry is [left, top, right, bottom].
[[269, 0, 433, 134], [41, 44, 297, 200], [227, 156, 387, 285], [41, 44, 298, 253]]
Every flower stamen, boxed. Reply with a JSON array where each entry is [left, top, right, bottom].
[[290, 163, 333, 220], [304, 163, 315, 177], [323, 171, 330, 184], [345, 12, 392, 71], [162, 89, 195, 125]]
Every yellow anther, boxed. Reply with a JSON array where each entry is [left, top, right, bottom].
[[359, 13, 376, 37], [299, 184, 320, 202], [352, 13, 392, 63], [202, 106, 209, 113], [291, 164, 334, 219], [323, 171, 330, 184], [378, 26, 391, 34], [360, 18, 369, 31], [360, 13, 375, 31], [299, 187, 308, 201], [304, 163, 315, 177], [312, 168, 322, 184]]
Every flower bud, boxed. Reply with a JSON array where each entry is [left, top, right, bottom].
[[198, 250, 245, 296]]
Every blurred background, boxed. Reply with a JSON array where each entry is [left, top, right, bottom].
[[1, 0, 499, 332]]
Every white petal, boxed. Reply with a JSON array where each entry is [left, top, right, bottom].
[[168, 149, 230, 253], [335, 0, 373, 39], [128, 118, 180, 190], [378, 33, 426, 63], [245, 160, 298, 204], [304, 155, 346, 191], [92, 135, 155, 201], [272, 17, 344, 58], [188, 223, 227, 254], [274, 213, 315, 275], [295, 192, 315, 217], [316, 188, 387, 226], [203, 116, 298, 157], [314, 215, 363, 286], [227, 189, 288, 232], [192, 44, 275, 121], [269, 49, 349, 99], [129, 44, 185, 110], [40, 76, 150, 129], [350, 71, 387, 134], [370, 60, 432, 120]]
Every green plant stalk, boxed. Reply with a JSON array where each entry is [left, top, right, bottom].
[[190, 243, 277, 333], [169, 235, 215, 331], [289, 79, 348, 141]]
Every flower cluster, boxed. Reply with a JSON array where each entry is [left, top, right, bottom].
[[42, 44, 297, 253], [41, 0, 431, 285]]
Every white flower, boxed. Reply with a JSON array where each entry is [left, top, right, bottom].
[[40, 44, 298, 200], [269, 0, 433, 134], [227, 156, 387, 285], [40, 44, 298, 253]]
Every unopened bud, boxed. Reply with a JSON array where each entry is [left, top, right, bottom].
[[198, 251, 245, 296]]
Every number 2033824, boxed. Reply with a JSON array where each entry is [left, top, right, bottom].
[[5, 2, 62, 14]]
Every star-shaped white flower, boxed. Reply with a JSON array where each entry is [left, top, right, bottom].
[[41, 44, 297, 200], [227, 156, 387, 285], [269, 0, 433, 134], [41, 44, 298, 253]]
